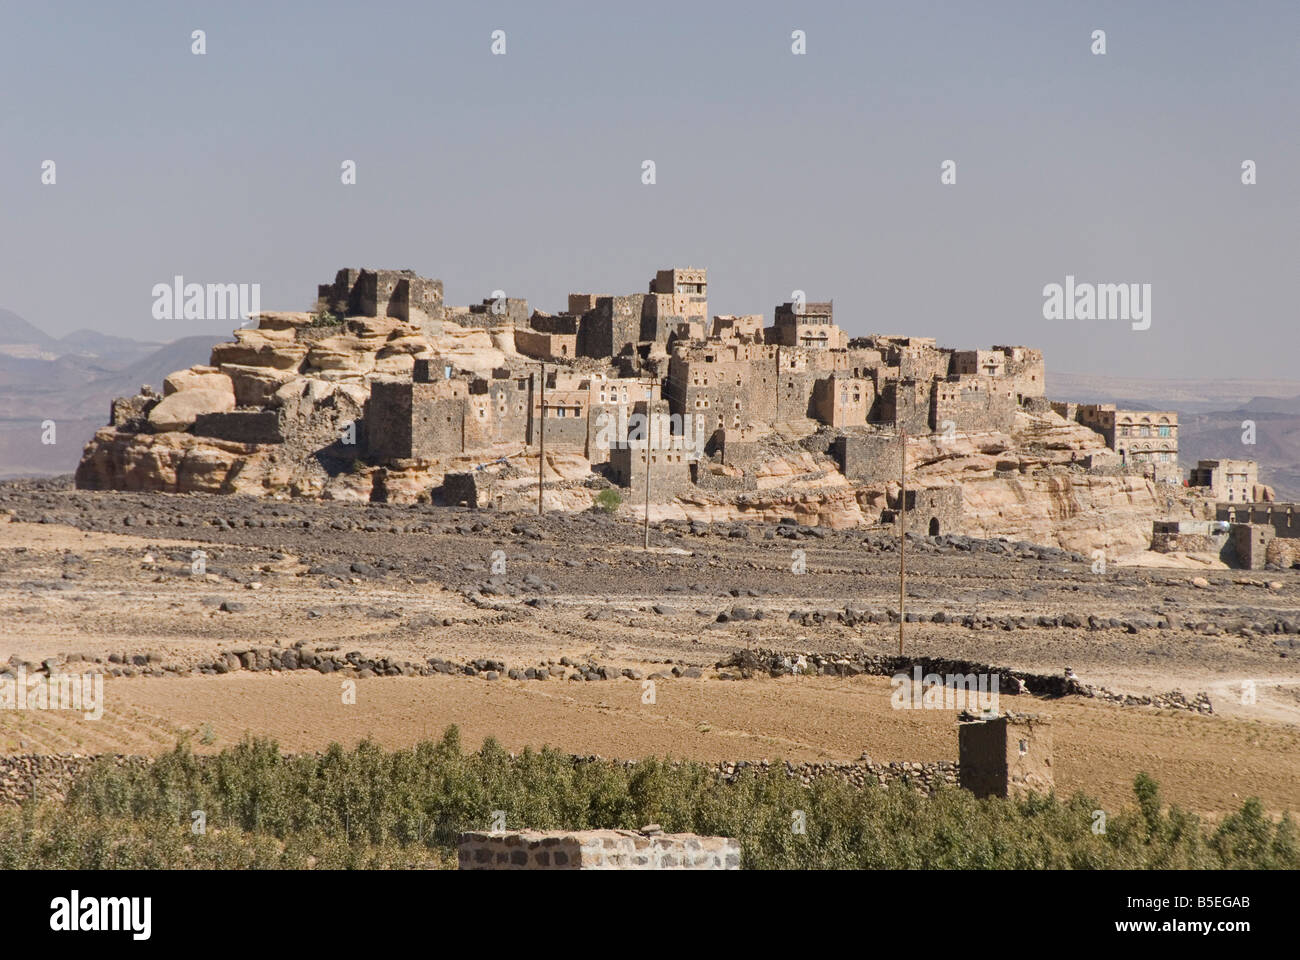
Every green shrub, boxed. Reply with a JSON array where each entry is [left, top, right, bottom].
[[0, 729, 1291, 870], [594, 488, 621, 513]]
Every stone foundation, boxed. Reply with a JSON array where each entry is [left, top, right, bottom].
[[457, 828, 740, 870]]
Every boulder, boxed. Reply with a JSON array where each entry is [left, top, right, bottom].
[[209, 328, 308, 370], [221, 364, 300, 406], [147, 388, 236, 432], [163, 366, 234, 397]]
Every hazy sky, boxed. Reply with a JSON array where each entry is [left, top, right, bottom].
[[2, 0, 1296, 378]]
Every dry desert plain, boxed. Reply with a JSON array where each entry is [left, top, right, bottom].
[[1, 478, 1298, 816]]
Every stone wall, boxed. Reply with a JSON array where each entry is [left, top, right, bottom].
[[0, 750, 958, 808], [931, 378, 1017, 434], [577, 295, 645, 358], [110, 391, 160, 430], [834, 433, 900, 482], [192, 410, 283, 444], [457, 828, 740, 870], [1230, 522, 1274, 570], [441, 471, 480, 507], [880, 486, 964, 536], [1219, 502, 1300, 539]]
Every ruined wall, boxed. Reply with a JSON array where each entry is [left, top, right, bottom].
[[192, 411, 283, 445], [834, 433, 900, 483], [1218, 502, 1300, 538], [881, 485, 964, 536], [463, 297, 530, 329], [996, 346, 1046, 399], [317, 268, 443, 326], [514, 328, 577, 361], [457, 829, 740, 870], [878, 379, 933, 434], [441, 471, 479, 507], [110, 392, 160, 430]]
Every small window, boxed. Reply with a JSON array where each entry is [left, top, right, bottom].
[[1018, 740, 1028, 755]]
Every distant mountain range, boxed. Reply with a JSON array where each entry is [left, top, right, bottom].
[[0, 309, 224, 478]]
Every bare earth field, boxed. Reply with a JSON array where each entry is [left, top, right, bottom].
[[2, 479, 1299, 816]]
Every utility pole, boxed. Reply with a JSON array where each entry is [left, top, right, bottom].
[[643, 385, 653, 550], [898, 428, 906, 656], [536, 362, 546, 516]]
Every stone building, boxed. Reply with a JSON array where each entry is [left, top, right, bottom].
[[770, 301, 846, 349], [812, 373, 873, 428], [316, 268, 443, 332], [1218, 501, 1300, 539], [1229, 522, 1274, 570], [957, 713, 1054, 799], [952, 349, 1006, 378], [710, 314, 763, 341], [646, 267, 708, 332], [993, 345, 1046, 401], [880, 485, 964, 537], [608, 401, 697, 494], [1189, 459, 1260, 503], [1055, 403, 1179, 482], [833, 433, 901, 483], [931, 376, 1017, 434], [366, 378, 468, 460], [576, 294, 648, 358], [457, 829, 740, 870]]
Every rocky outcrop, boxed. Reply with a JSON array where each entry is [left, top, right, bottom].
[[76, 301, 1197, 553]]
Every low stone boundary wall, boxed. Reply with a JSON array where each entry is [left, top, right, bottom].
[[717, 648, 1214, 715], [0, 752, 960, 806], [457, 828, 740, 870]]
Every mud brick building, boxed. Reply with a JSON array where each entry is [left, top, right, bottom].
[[958, 713, 1053, 799]]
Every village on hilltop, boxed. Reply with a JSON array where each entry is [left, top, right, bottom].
[[76, 266, 1289, 568]]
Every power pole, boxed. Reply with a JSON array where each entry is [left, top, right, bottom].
[[643, 386, 653, 550], [898, 428, 906, 656], [536, 362, 546, 516]]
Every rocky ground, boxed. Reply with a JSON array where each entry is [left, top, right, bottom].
[[2, 476, 1298, 814]]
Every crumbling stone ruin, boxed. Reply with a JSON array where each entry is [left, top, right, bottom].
[[76, 264, 1263, 549], [457, 827, 740, 870]]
